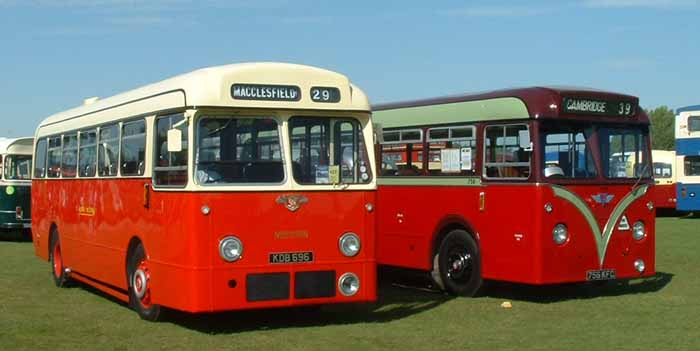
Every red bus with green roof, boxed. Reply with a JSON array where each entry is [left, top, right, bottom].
[[374, 87, 655, 295]]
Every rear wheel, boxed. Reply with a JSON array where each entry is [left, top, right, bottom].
[[49, 230, 69, 287], [431, 229, 482, 296], [127, 243, 162, 321]]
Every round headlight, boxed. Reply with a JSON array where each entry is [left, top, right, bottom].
[[553, 224, 569, 245], [634, 259, 646, 273], [632, 221, 646, 241], [339, 232, 361, 257], [219, 236, 243, 262], [338, 272, 360, 296]]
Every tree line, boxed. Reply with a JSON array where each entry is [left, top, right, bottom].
[[647, 106, 675, 150]]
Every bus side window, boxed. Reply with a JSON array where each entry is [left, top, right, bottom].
[[99, 124, 120, 177], [34, 138, 48, 178], [121, 120, 147, 176], [154, 114, 188, 186], [47, 136, 62, 178], [427, 126, 477, 176], [62, 133, 78, 178], [380, 129, 423, 177], [484, 125, 530, 179], [79, 129, 97, 177]]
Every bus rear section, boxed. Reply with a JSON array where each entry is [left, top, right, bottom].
[[651, 150, 677, 210], [32, 63, 377, 320], [374, 87, 656, 295], [675, 105, 700, 212], [0, 137, 33, 236]]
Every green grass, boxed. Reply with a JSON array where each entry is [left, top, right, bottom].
[[1, 217, 699, 351]]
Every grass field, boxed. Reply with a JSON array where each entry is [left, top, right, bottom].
[[1, 217, 699, 351]]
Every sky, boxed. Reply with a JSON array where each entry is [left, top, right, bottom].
[[0, 0, 698, 137]]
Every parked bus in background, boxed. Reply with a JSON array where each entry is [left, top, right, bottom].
[[32, 63, 377, 321], [374, 87, 655, 295], [675, 105, 700, 212], [0, 137, 33, 238], [651, 150, 677, 211]]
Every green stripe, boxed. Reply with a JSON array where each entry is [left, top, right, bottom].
[[374, 97, 530, 128], [378, 177, 482, 186], [552, 184, 649, 267]]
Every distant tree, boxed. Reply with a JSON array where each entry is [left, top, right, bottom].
[[647, 106, 675, 150]]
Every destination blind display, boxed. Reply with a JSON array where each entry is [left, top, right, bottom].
[[562, 97, 636, 117], [231, 84, 301, 101]]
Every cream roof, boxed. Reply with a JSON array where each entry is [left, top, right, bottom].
[[37, 62, 370, 136], [0, 137, 34, 155]]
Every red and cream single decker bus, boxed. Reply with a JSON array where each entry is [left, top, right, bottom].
[[32, 63, 377, 320], [374, 87, 655, 295], [651, 150, 677, 210]]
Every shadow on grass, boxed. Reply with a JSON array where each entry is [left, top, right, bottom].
[[678, 212, 700, 219], [482, 272, 674, 303], [64, 267, 453, 334]]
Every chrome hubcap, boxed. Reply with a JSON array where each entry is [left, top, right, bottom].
[[133, 269, 147, 299]]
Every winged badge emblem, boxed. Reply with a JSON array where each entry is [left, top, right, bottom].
[[276, 194, 309, 212], [591, 193, 615, 206]]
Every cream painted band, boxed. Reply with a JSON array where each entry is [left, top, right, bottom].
[[378, 177, 482, 186], [551, 184, 649, 267]]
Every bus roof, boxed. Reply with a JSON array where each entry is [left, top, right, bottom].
[[676, 105, 700, 114], [373, 86, 646, 128], [37, 62, 370, 135], [0, 137, 34, 155]]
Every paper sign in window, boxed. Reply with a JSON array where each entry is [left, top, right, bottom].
[[461, 148, 472, 170], [441, 148, 461, 173]]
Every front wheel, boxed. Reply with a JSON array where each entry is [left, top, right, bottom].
[[431, 229, 482, 296], [127, 243, 162, 321], [49, 231, 70, 287]]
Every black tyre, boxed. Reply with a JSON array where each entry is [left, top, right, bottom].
[[127, 243, 162, 321], [431, 229, 482, 296], [49, 230, 70, 287]]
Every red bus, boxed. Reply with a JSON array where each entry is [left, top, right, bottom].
[[32, 63, 377, 320], [374, 87, 655, 295]]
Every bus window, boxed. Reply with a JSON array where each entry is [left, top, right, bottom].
[[34, 138, 48, 178], [653, 162, 672, 178], [689, 116, 700, 132], [196, 117, 284, 184], [99, 124, 120, 177], [601, 127, 651, 179], [62, 133, 78, 178], [290, 117, 372, 184], [427, 126, 476, 176], [484, 125, 530, 179], [4, 155, 32, 180], [155, 114, 188, 186], [79, 129, 97, 177], [541, 125, 596, 178], [121, 120, 146, 176], [47, 136, 62, 178], [380, 129, 423, 176], [685, 156, 700, 176]]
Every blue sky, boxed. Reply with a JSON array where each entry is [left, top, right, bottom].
[[0, 0, 698, 137]]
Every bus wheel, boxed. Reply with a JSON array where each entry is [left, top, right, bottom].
[[127, 243, 162, 321], [431, 229, 482, 296], [49, 231, 69, 287]]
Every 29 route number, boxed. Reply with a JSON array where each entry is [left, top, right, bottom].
[[310, 87, 340, 103]]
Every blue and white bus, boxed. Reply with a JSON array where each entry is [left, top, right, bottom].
[[675, 105, 700, 212]]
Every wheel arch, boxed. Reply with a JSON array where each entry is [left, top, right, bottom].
[[125, 236, 144, 286], [47, 222, 58, 258], [431, 215, 479, 262]]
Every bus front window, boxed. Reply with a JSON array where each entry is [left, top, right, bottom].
[[600, 127, 651, 179], [289, 117, 372, 185], [196, 117, 284, 184], [4, 155, 32, 180], [541, 124, 596, 179]]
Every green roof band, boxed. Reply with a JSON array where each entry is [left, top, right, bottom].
[[374, 97, 530, 128]]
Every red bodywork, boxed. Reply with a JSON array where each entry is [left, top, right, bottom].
[[32, 178, 376, 312], [652, 183, 676, 209], [375, 87, 656, 284]]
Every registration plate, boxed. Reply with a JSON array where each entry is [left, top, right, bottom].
[[586, 269, 616, 281], [269, 251, 314, 264]]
